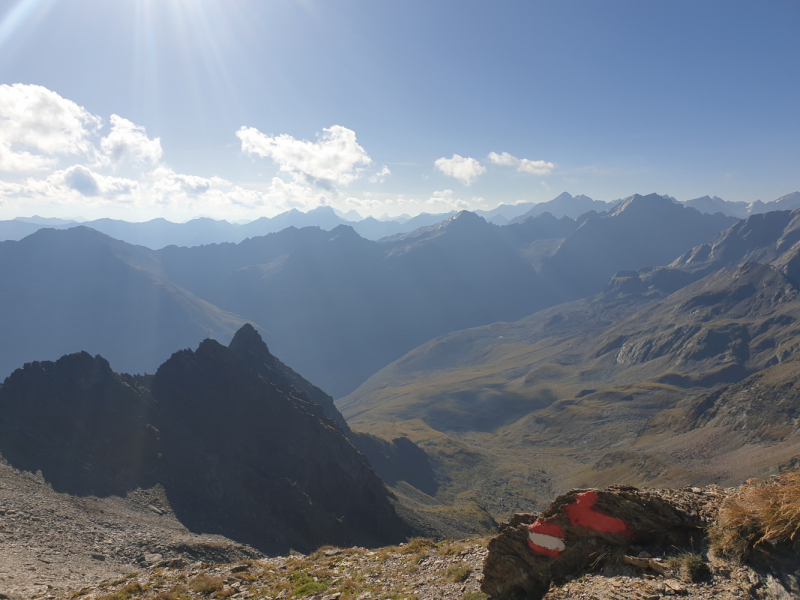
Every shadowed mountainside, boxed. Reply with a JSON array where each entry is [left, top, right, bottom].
[[0, 226, 253, 381], [0, 325, 411, 553]]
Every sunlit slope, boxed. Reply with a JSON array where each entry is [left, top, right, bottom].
[[0, 227, 255, 379], [342, 205, 800, 436], [342, 262, 800, 432], [339, 235, 800, 514]]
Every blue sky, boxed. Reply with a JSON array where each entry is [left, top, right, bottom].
[[0, 0, 798, 221]]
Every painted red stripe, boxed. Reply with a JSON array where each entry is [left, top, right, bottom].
[[565, 491, 631, 536], [529, 519, 565, 538], [527, 540, 561, 557]]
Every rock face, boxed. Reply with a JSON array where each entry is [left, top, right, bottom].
[[0, 325, 411, 554], [482, 485, 722, 599]]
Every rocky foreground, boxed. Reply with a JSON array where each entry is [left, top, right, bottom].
[[56, 534, 789, 600], [4, 463, 800, 600]]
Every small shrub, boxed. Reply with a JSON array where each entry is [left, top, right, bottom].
[[190, 575, 224, 595], [446, 563, 472, 583], [666, 554, 710, 582], [463, 592, 488, 600]]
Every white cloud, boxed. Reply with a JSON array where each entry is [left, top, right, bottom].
[[426, 189, 469, 210], [0, 83, 102, 172], [434, 154, 485, 186], [236, 125, 372, 188], [370, 165, 391, 183], [487, 152, 518, 167], [518, 159, 556, 175], [488, 151, 555, 176], [0, 166, 137, 204], [0, 144, 56, 172], [100, 115, 163, 166]]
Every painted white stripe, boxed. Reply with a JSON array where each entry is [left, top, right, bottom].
[[528, 532, 566, 551]]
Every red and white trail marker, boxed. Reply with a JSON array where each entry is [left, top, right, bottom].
[[527, 491, 633, 557], [526, 521, 566, 557]]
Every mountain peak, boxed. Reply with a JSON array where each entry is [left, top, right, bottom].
[[450, 210, 487, 226], [610, 193, 678, 217], [228, 323, 271, 360]]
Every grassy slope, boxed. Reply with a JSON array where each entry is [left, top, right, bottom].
[[339, 261, 800, 519]]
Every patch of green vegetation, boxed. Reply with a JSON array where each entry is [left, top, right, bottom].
[[293, 581, 329, 597], [288, 571, 331, 597], [462, 592, 488, 600]]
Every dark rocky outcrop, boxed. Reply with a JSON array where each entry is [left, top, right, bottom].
[[0, 352, 157, 496], [0, 325, 411, 553], [482, 485, 722, 599], [228, 324, 438, 496]]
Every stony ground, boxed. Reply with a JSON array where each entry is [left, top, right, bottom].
[[542, 557, 789, 600], [59, 540, 793, 600], [0, 461, 258, 600], [3, 457, 797, 600], [61, 539, 489, 600]]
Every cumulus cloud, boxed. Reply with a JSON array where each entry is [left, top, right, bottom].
[[100, 115, 163, 166], [0, 83, 102, 172], [0, 166, 137, 204], [370, 165, 391, 183], [236, 125, 372, 188], [434, 154, 485, 185], [488, 151, 555, 176]]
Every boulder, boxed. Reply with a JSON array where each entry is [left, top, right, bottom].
[[481, 485, 722, 599]]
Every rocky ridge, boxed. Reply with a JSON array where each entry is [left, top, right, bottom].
[[0, 325, 410, 556]]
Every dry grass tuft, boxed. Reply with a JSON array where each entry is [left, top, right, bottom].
[[189, 574, 225, 595], [152, 584, 189, 600], [400, 537, 437, 555], [710, 472, 800, 560], [446, 563, 472, 583], [96, 582, 146, 600]]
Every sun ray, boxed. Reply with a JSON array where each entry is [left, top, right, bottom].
[[0, 0, 57, 50]]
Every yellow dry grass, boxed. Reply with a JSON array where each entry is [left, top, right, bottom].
[[711, 472, 800, 559]]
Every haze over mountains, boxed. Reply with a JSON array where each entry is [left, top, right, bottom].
[[4, 189, 800, 547], [1, 193, 736, 397], [2, 190, 797, 249]]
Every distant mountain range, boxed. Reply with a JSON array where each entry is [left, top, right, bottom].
[[0, 206, 458, 248], [2, 191, 796, 248], [683, 191, 800, 219], [0, 193, 737, 398]]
